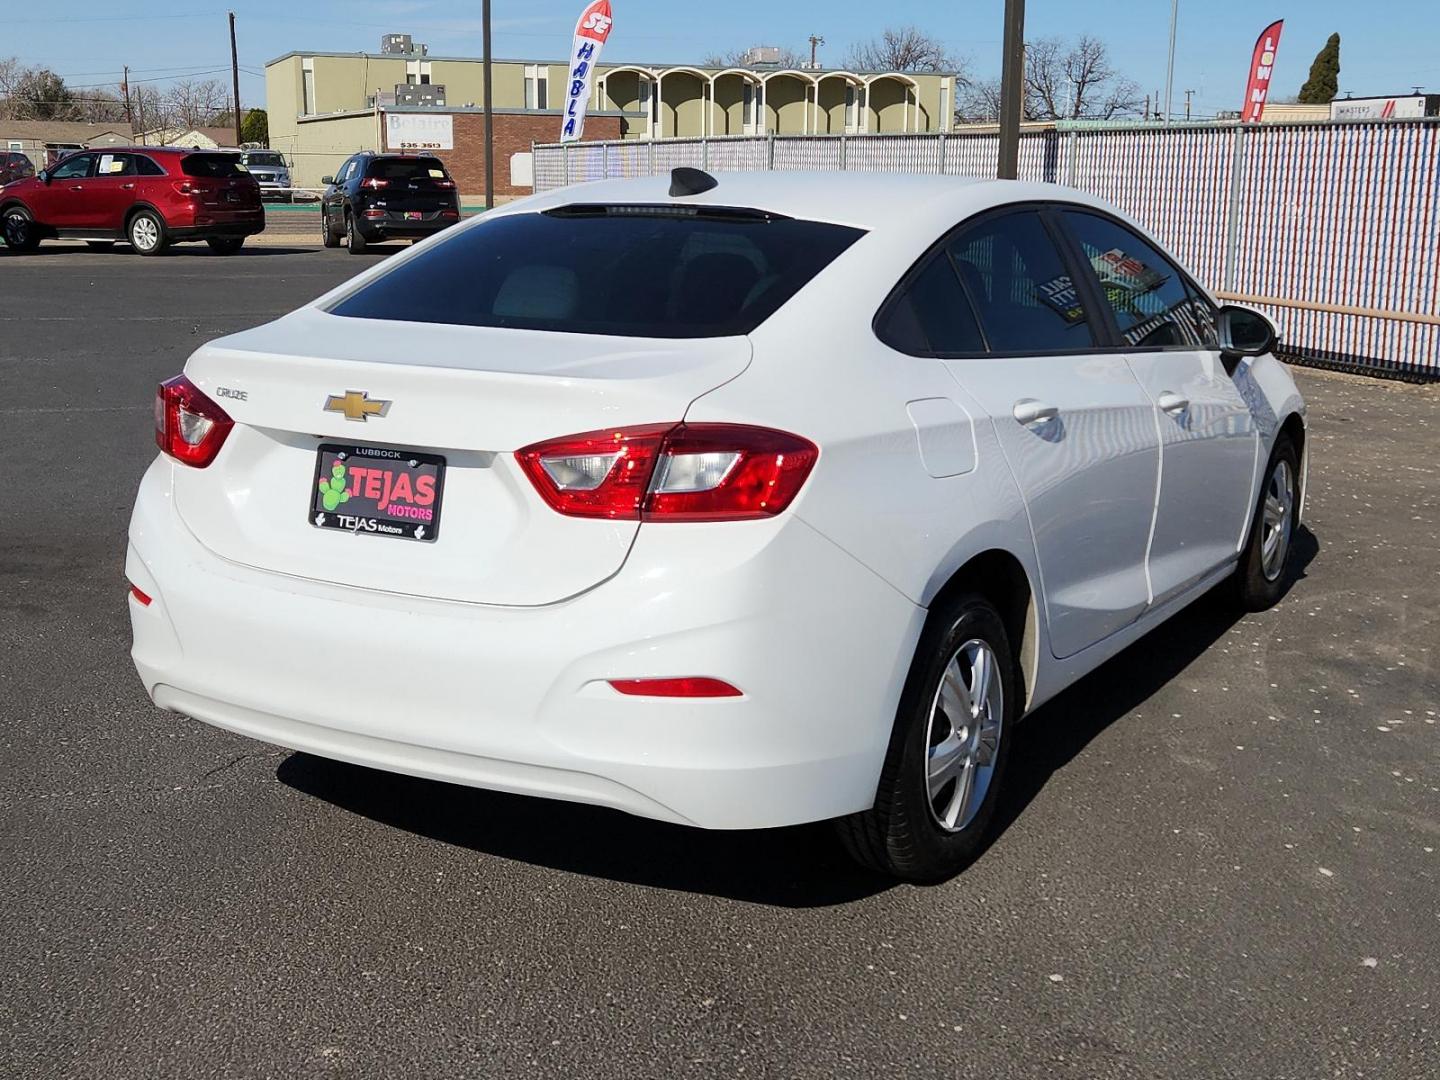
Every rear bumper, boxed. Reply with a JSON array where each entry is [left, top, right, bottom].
[[355, 216, 458, 241], [167, 220, 265, 240], [127, 459, 923, 829]]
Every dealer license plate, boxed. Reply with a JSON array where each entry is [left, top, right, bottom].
[[310, 443, 445, 542], [404, 211, 423, 220]]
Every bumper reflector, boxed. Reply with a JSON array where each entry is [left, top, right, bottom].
[[608, 677, 742, 698], [129, 585, 153, 607]]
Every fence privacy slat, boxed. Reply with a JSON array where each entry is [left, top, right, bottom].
[[539, 123, 1440, 380]]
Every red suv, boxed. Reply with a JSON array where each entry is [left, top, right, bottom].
[[0, 147, 264, 256]]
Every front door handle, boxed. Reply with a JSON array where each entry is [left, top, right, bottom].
[[1158, 392, 1190, 414], [1013, 399, 1060, 426], [69, 184, 84, 191]]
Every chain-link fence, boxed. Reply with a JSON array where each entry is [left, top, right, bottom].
[[534, 122, 1440, 381]]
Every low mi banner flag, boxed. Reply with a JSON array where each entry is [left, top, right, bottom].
[[561, 0, 614, 142], [1240, 20, 1284, 123]]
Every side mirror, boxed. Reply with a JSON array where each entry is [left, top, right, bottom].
[[38, 170, 51, 185], [1217, 304, 1277, 359], [320, 175, 334, 186]]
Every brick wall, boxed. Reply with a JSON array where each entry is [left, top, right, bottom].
[[382, 111, 621, 199]]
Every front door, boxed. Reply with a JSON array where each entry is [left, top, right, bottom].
[[1059, 209, 1260, 605], [938, 209, 1160, 659], [31, 152, 94, 227]]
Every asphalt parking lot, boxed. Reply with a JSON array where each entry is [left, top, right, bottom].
[[1, 246, 1437, 1079]]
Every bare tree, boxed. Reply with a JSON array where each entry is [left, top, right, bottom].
[[129, 83, 176, 136], [168, 78, 230, 129], [700, 46, 806, 69], [846, 26, 961, 74], [1023, 35, 1142, 120], [956, 78, 1004, 123], [75, 89, 127, 124]]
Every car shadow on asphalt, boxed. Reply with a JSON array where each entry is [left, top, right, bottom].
[[2, 246, 320, 258], [276, 526, 1317, 907]]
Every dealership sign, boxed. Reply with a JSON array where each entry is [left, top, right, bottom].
[[1240, 20, 1284, 123], [386, 112, 454, 151], [561, 0, 614, 142]]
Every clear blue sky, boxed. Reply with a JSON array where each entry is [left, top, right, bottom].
[[9, 1, 1437, 121]]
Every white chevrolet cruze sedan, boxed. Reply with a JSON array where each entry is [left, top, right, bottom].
[[128, 170, 1306, 881]]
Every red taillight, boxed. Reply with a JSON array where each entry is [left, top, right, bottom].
[[516, 423, 818, 522], [129, 584, 153, 607], [363, 208, 385, 219], [154, 374, 233, 468], [608, 677, 742, 698], [171, 180, 195, 196], [362, 178, 389, 190], [441, 209, 460, 218]]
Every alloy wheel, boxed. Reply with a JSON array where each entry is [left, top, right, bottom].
[[131, 216, 159, 252], [924, 638, 1005, 832], [1260, 458, 1294, 582]]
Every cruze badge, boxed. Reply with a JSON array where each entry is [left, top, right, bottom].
[[324, 390, 391, 422]]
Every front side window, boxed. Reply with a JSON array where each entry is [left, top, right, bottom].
[[50, 154, 94, 180], [329, 207, 865, 339], [948, 211, 1097, 353], [1062, 210, 1208, 349]]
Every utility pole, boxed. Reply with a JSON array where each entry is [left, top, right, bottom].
[[997, 0, 1025, 179], [808, 35, 825, 68], [483, 0, 494, 210], [1185, 88, 1195, 121], [228, 11, 243, 146], [121, 65, 132, 128], [1163, 0, 1178, 124]]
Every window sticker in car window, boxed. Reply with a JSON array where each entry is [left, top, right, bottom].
[[98, 154, 116, 174], [428, 169, 445, 178], [1035, 273, 1086, 324], [1093, 249, 1168, 296]]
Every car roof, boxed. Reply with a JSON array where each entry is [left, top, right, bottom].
[[509, 170, 1119, 234]]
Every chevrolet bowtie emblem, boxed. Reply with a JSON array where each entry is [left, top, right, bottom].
[[324, 390, 391, 422]]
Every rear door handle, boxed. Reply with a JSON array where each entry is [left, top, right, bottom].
[[1158, 392, 1190, 414], [121, 183, 136, 190], [1013, 399, 1060, 426]]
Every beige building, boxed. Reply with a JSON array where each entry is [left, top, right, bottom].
[[266, 43, 959, 188]]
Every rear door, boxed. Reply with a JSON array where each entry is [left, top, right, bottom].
[[1058, 209, 1259, 605], [935, 208, 1160, 659], [71, 152, 138, 230]]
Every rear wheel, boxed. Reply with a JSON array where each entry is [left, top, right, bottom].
[[1232, 433, 1300, 611], [206, 237, 244, 255], [2, 206, 41, 252], [346, 209, 368, 255], [85, 240, 115, 250], [837, 593, 1017, 882], [127, 210, 167, 256]]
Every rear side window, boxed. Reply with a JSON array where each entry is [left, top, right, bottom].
[[1061, 210, 1208, 349], [365, 156, 449, 181], [131, 155, 165, 177], [949, 212, 1097, 354], [328, 208, 865, 339], [876, 252, 986, 355], [181, 153, 247, 178]]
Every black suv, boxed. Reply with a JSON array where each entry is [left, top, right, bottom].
[[1, 152, 36, 186], [320, 152, 461, 253]]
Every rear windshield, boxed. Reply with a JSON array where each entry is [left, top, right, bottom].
[[327, 207, 865, 338], [365, 156, 449, 181], [244, 152, 285, 168], [181, 153, 247, 178]]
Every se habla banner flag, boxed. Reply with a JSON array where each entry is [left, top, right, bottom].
[[1240, 20, 1284, 123], [561, 0, 614, 142]]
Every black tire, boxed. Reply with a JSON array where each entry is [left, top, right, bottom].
[[346, 209, 368, 254], [85, 240, 115, 250], [206, 237, 244, 255], [1232, 433, 1300, 611], [127, 209, 168, 256], [2, 205, 41, 252], [321, 207, 340, 248], [837, 593, 1018, 883]]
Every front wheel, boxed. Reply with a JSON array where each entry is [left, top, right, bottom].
[[321, 207, 340, 248], [2, 206, 41, 252], [206, 237, 244, 255], [837, 593, 1017, 883], [127, 210, 167, 256], [1232, 433, 1300, 611]]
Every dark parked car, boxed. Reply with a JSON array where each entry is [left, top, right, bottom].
[[0, 151, 35, 186], [321, 152, 460, 254], [0, 147, 264, 255]]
